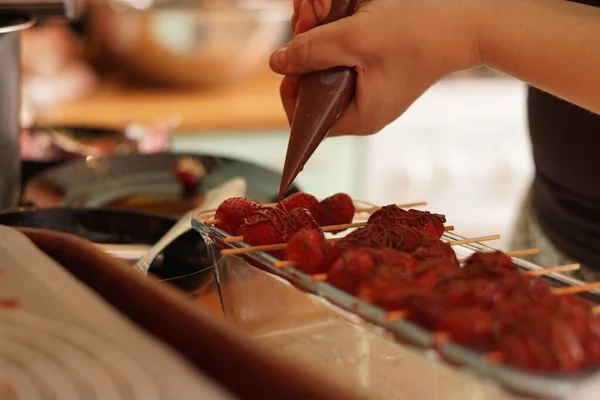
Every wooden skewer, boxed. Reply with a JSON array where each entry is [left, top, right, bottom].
[[523, 263, 580, 276], [223, 223, 456, 244], [487, 351, 504, 364], [385, 310, 408, 321], [311, 273, 328, 282], [592, 305, 600, 315], [204, 201, 428, 225], [446, 234, 500, 247], [273, 260, 296, 268], [223, 222, 367, 243], [221, 234, 500, 257], [552, 281, 600, 296], [458, 248, 540, 263], [221, 237, 343, 256]]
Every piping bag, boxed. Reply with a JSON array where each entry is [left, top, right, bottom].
[[278, 0, 358, 199]]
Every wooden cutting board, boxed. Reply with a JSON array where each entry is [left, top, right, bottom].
[[46, 71, 289, 134], [17, 227, 366, 400]]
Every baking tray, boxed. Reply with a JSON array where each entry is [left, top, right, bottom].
[[16, 226, 364, 400], [192, 209, 600, 400]]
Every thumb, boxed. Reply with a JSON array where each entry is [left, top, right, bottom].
[[269, 18, 361, 76]]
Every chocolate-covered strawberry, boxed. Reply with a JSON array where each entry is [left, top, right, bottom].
[[214, 197, 261, 235], [237, 207, 320, 257], [277, 192, 322, 220]]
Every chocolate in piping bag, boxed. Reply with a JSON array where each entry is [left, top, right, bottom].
[[278, 0, 358, 199]]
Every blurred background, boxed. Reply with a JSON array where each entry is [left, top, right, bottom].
[[21, 0, 533, 249]]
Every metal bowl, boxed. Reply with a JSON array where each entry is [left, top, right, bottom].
[[84, 0, 291, 87], [0, 208, 214, 294]]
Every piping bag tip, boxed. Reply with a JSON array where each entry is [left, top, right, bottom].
[[278, 68, 356, 199]]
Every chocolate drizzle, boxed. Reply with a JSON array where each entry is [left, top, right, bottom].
[[340, 224, 426, 253], [341, 225, 398, 249], [243, 206, 299, 236], [369, 206, 446, 233]]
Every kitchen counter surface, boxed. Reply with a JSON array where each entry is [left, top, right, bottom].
[[46, 71, 289, 134]]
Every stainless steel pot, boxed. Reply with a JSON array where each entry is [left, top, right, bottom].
[[0, 1, 81, 210], [0, 14, 35, 209]]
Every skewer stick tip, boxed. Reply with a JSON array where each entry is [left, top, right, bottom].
[[311, 273, 328, 282], [524, 263, 580, 277], [552, 281, 600, 296], [223, 235, 243, 243], [273, 260, 295, 268], [385, 310, 408, 321], [433, 331, 450, 346], [487, 351, 504, 364], [449, 234, 501, 247]]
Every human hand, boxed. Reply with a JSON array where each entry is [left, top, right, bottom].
[[271, 0, 484, 136]]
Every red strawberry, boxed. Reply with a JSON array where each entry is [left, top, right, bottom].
[[238, 207, 296, 246], [278, 192, 321, 220], [289, 207, 320, 231], [327, 249, 379, 295], [214, 197, 260, 235], [319, 193, 355, 231], [284, 229, 338, 274]]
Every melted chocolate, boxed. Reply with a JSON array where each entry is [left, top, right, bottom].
[[279, 0, 359, 198]]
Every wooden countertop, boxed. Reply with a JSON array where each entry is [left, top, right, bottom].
[[46, 71, 289, 134]]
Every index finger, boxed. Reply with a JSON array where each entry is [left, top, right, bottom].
[[294, 0, 333, 35], [291, 0, 302, 34]]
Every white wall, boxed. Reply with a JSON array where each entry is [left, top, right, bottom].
[[361, 77, 533, 248]]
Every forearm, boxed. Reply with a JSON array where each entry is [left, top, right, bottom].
[[478, 0, 600, 114]]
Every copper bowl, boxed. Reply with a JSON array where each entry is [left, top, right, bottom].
[[85, 0, 291, 87]]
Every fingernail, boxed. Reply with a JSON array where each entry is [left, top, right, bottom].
[[271, 47, 288, 71]]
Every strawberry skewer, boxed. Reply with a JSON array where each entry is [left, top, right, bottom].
[[361, 255, 592, 373], [204, 192, 600, 373], [222, 223, 456, 244], [219, 234, 501, 256], [299, 250, 567, 290], [204, 193, 427, 227]]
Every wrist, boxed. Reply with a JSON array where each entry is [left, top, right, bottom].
[[443, 0, 494, 73], [465, 0, 497, 69], [472, 0, 517, 70]]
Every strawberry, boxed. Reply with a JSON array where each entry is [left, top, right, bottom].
[[238, 207, 296, 246], [327, 249, 379, 295], [289, 207, 320, 231], [319, 193, 355, 231], [214, 197, 261, 235], [278, 192, 321, 220], [284, 229, 339, 274]]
